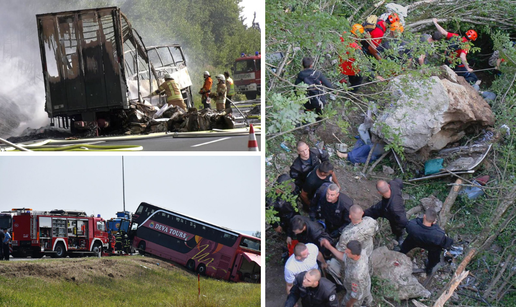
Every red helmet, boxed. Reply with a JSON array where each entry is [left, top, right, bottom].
[[388, 13, 400, 24], [466, 29, 478, 41]]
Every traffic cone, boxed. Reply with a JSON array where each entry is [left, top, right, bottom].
[[248, 124, 258, 151]]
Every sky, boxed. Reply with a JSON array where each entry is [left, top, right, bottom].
[[0, 155, 261, 235], [240, 0, 265, 28]]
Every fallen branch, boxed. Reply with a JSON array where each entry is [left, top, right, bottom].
[[366, 150, 390, 175], [440, 179, 462, 229], [362, 143, 377, 175], [412, 299, 429, 307]]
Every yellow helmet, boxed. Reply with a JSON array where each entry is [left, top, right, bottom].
[[351, 24, 364, 36]]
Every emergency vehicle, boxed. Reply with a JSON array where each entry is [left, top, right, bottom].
[[233, 52, 261, 100], [10, 209, 109, 258]]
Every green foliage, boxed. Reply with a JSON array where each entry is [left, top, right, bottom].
[[265, 179, 298, 226], [371, 275, 400, 303]]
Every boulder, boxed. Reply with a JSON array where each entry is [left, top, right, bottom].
[[371, 246, 431, 300], [372, 70, 495, 153], [420, 195, 443, 213]]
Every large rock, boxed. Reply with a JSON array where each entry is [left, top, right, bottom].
[[371, 246, 431, 300], [372, 70, 495, 153]]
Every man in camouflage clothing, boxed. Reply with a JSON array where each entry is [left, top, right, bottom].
[[323, 240, 373, 307], [327, 205, 377, 283]]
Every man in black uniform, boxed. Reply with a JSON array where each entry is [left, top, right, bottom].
[[364, 178, 407, 246], [294, 57, 334, 115], [290, 141, 329, 194], [287, 215, 332, 251], [266, 174, 297, 234], [310, 183, 353, 238], [284, 269, 339, 307], [300, 161, 340, 211], [401, 208, 454, 275]]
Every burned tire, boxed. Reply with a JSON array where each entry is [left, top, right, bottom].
[[197, 263, 206, 276], [138, 241, 146, 255], [186, 259, 196, 271], [55, 242, 66, 258]]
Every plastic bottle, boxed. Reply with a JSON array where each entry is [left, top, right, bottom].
[[280, 142, 291, 152]]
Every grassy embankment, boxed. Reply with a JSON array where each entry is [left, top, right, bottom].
[[0, 256, 260, 307]]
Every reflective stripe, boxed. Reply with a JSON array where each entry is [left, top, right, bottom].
[[226, 77, 236, 96], [159, 80, 182, 101]]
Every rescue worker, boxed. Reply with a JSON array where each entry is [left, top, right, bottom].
[[339, 24, 364, 91], [432, 18, 478, 84], [323, 240, 373, 307], [364, 178, 408, 248], [284, 243, 327, 294], [266, 174, 297, 234], [287, 215, 332, 252], [148, 73, 187, 110], [0, 229, 4, 260], [294, 57, 334, 115], [212, 74, 227, 111], [223, 71, 235, 112], [401, 208, 454, 275], [418, 31, 444, 65], [362, 15, 388, 60], [2, 229, 9, 260], [284, 269, 339, 307], [326, 205, 377, 283], [290, 141, 329, 194], [310, 183, 353, 238], [199, 71, 213, 109], [300, 161, 340, 210]]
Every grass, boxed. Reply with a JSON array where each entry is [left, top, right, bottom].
[[0, 256, 260, 307]]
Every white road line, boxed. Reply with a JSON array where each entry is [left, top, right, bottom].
[[190, 137, 231, 147]]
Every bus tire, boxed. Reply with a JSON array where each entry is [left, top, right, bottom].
[[197, 263, 206, 276], [186, 259, 195, 271], [55, 242, 66, 258], [138, 241, 146, 255]]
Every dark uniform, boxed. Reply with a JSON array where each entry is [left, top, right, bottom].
[[266, 195, 296, 233], [301, 166, 332, 209], [290, 148, 329, 193], [401, 218, 453, 274], [0, 229, 4, 259], [310, 183, 353, 238], [364, 178, 408, 237], [289, 215, 331, 249], [294, 68, 334, 114], [285, 272, 339, 307]]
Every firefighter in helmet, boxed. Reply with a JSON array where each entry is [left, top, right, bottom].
[[199, 71, 213, 109], [212, 74, 227, 111], [149, 73, 187, 110], [224, 71, 235, 113]]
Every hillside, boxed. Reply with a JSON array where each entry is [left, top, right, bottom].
[[0, 256, 260, 307]]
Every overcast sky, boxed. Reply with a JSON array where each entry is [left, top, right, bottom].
[[0, 155, 261, 235]]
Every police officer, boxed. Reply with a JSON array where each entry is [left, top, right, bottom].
[[364, 178, 408, 247], [300, 161, 340, 211], [401, 208, 454, 275], [310, 183, 353, 238], [287, 215, 332, 251], [290, 141, 329, 194], [284, 243, 326, 294], [266, 174, 296, 234], [324, 240, 373, 307], [148, 73, 187, 110], [3, 229, 11, 260], [284, 269, 339, 307]]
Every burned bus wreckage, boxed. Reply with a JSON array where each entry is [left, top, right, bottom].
[[37, 7, 234, 136]]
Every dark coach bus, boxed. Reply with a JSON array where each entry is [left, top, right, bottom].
[[132, 202, 261, 283]]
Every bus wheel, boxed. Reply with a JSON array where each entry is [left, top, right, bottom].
[[138, 241, 146, 255], [197, 263, 206, 276], [186, 259, 195, 271], [55, 243, 66, 258]]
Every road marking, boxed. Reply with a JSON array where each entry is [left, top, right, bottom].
[[191, 137, 231, 147]]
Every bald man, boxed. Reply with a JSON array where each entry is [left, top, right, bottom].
[[290, 141, 329, 194], [284, 269, 339, 307], [364, 178, 408, 246]]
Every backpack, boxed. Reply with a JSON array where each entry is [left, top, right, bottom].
[[363, 15, 378, 32], [303, 70, 324, 109]]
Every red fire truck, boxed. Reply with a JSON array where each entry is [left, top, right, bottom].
[[233, 53, 261, 100], [11, 209, 109, 258]]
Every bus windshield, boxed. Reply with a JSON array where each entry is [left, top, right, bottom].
[[240, 237, 260, 252]]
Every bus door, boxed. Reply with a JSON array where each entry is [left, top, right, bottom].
[[230, 253, 244, 282]]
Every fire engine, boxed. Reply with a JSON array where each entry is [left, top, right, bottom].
[[233, 52, 261, 100], [10, 209, 109, 258]]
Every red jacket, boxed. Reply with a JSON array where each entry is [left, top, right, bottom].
[[339, 37, 361, 76]]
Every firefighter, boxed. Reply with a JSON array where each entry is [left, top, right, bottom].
[[212, 74, 227, 111], [224, 71, 235, 113], [284, 269, 339, 307], [148, 73, 187, 110], [199, 71, 213, 109]]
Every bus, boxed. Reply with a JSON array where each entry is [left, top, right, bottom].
[[132, 202, 261, 283]]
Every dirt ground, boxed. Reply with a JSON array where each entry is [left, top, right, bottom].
[[0, 255, 182, 283]]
